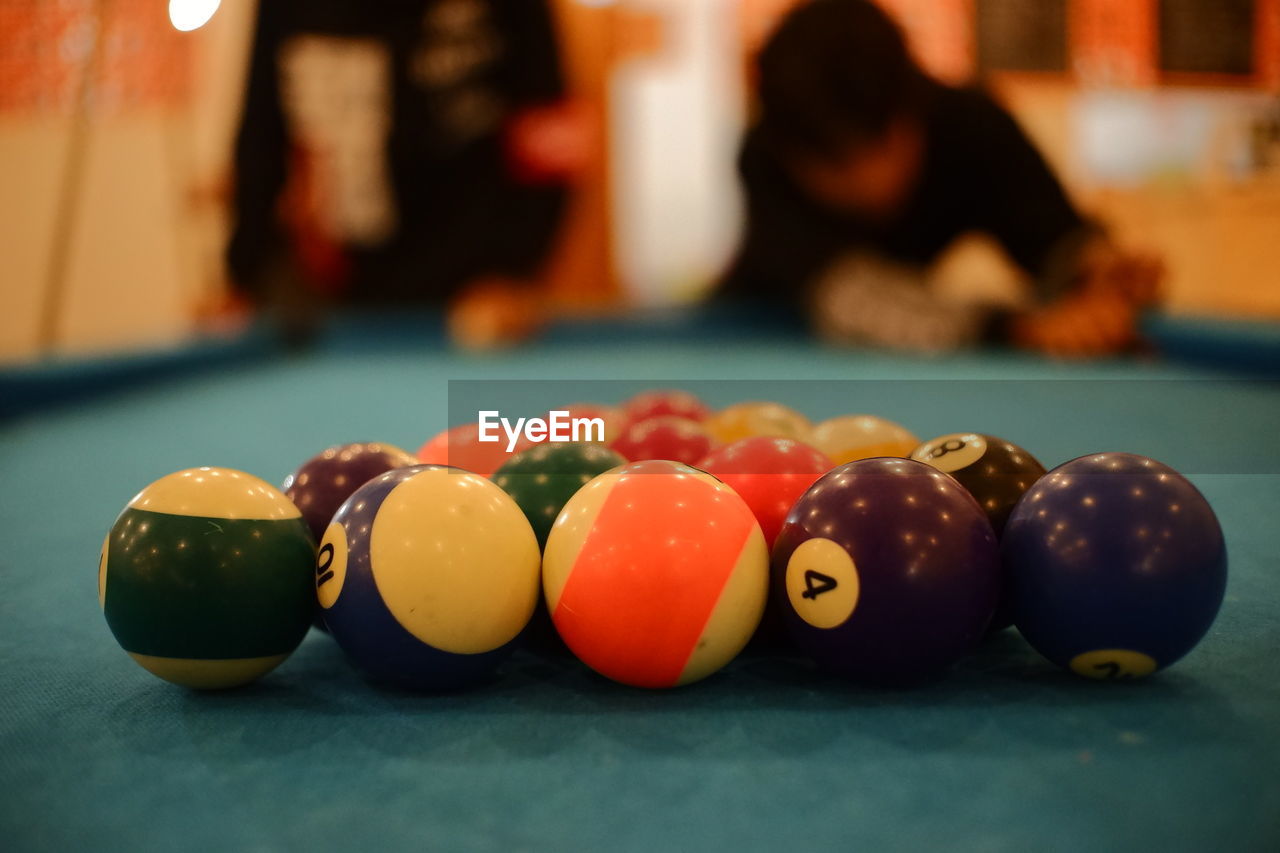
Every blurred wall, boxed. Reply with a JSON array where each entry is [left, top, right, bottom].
[[736, 0, 1280, 317], [2, 0, 1278, 363], [611, 0, 745, 304], [1011, 83, 1280, 318], [0, 113, 191, 358], [0, 0, 254, 362]]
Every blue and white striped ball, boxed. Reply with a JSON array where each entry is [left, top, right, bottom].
[[318, 464, 541, 689]]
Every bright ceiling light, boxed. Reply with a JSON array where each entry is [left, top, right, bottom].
[[169, 0, 221, 32]]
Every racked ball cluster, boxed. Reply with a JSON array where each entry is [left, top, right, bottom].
[[99, 388, 1228, 692]]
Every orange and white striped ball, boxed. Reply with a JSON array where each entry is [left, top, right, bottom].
[[543, 460, 769, 688]]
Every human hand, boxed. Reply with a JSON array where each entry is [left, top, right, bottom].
[[447, 277, 546, 350], [1077, 241, 1165, 308], [1010, 288, 1139, 359]]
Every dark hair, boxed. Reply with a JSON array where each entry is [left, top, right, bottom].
[[757, 0, 928, 160]]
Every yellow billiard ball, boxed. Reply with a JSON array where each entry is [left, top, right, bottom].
[[809, 415, 918, 465]]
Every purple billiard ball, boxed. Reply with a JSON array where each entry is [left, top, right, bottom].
[[283, 442, 419, 632], [1004, 453, 1227, 680], [283, 442, 419, 542], [772, 458, 1001, 683]]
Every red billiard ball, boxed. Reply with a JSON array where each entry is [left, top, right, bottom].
[[698, 437, 833, 549], [620, 389, 712, 429], [610, 416, 716, 465]]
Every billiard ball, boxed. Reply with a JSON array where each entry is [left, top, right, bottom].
[[910, 434, 1045, 535], [283, 442, 419, 633], [610, 416, 717, 465], [446, 278, 543, 350], [283, 442, 419, 542], [493, 443, 628, 548], [620, 389, 711, 428], [1003, 453, 1227, 680], [543, 460, 768, 688], [705, 401, 812, 444], [100, 468, 315, 689], [698, 437, 832, 656], [809, 415, 918, 466], [773, 458, 1000, 682], [910, 432, 1047, 630], [697, 437, 832, 549], [318, 464, 540, 689], [417, 423, 527, 477], [493, 442, 628, 654]]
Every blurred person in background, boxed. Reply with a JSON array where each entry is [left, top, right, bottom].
[[228, 0, 574, 346], [721, 0, 1163, 358]]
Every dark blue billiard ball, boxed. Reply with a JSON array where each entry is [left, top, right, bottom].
[[1004, 453, 1227, 680], [317, 464, 541, 690]]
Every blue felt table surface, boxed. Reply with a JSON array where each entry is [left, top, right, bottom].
[[2, 331, 1279, 852]]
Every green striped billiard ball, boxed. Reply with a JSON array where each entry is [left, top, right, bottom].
[[100, 467, 316, 689]]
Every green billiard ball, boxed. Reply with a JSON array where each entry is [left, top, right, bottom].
[[493, 443, 627, 549], [100, 467, 316, 689]]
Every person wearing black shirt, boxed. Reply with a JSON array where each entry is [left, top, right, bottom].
[[722, 0, 1162, 356], [227, 0, 569, 345]]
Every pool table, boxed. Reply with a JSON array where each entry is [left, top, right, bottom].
[[2, 312, 1278, 852]]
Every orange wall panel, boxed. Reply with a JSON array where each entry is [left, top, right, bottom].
[[1259, 0, 1280, 88], [879, 0, 974, 83], [0, 0, 192, 116], [1071, 0, 1157, 85]]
